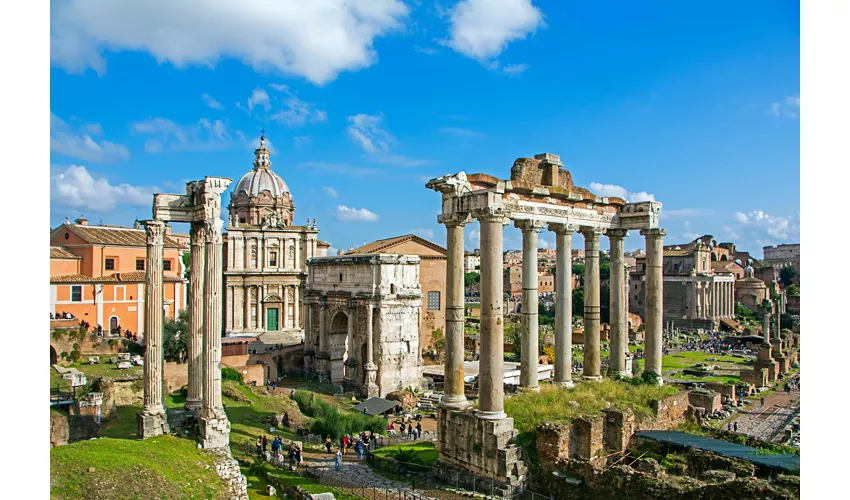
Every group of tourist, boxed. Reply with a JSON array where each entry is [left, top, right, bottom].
[[257, 434, 304, 469], [386, 420, 423, 440], [52, 311, 76, 319]]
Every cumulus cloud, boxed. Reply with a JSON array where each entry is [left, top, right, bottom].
[[346, 113, 430, 167], [201, 93, 223, 109], [130, 117, 239, 152], [412, 228, 435, 239], [727, 210, 800, 251], [266, 84, 328, 126], [467, 228, 481, 247], [444, 0, 544, 61], [335, 205, 379, 222], [589, 182, 656, 203], [51, 165, 157, 212], [50, 0, 410, 85], [51, 112, 130, 163], [769, 94, 800, 118], [323, 186, 339, 198]]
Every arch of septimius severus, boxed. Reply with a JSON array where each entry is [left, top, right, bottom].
[[427, 153, 665, 484], [136, 176, 233, 449]]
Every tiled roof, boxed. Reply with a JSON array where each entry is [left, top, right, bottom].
[[52, 223, 181, 248], [50, 247, 81, 259], [664, 249, 693, 257], [50, 272, 184, 284], [345, 234, 447, 256], [317, 240, 331, 248]]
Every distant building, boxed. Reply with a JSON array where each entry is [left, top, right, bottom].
[[49, 218, 186, 335], [464, 251, 481, 272]]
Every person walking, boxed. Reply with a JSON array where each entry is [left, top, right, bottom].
[[734, 421, 739, 432], [416, 422, 422, 439], [760, 397, 765, 408], [355, 438, 364, 460], [341, 435, 348, 455], [255, 437, 263, 457], [262, 435, 268, 454], [727, 422, 732, 432], [325, 435, 333, 454], [407, 423, 414, 440], [334, 447, 342, 471]]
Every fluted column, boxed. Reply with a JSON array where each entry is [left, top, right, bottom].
[[475, 209, 508, 419], [202, 219, 226, 417], [317, 298, 328, 379], [581, 227, 603, 381], [442, 217, 470, 409], [641, 228, 665, 384], [700, 281, 708, 319], [516, 220, 544, 391], [608, 229, 628, 377], [185, 222, 205, 412], [364, 301, 378, 397], [138, 220, 169, 438], [549, 224, 574, 387], [711, 282, 717, 321]]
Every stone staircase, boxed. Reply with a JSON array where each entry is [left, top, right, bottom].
[[418, 393, 443, 410]]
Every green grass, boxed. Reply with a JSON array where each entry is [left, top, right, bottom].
[[220, 382, 303, 461], [372, 442, 438, 466], [72, 360, 144, 379], [505, 379, 679, 450], [50, 435, 228, 499]]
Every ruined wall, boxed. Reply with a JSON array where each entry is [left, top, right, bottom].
[[376, 302, 424, 396], [50, 409, 100, 447]]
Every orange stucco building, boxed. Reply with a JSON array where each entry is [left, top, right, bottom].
[[49, 219, 186, 335]]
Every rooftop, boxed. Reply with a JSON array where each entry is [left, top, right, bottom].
[[52, 222, 182, 248], [345, 234, 446, 256], [50, 272, 184, 284], [50, 247, 81, 260]]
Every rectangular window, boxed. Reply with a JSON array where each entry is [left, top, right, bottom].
[[269, 251, 277, 267], [163, 260, 172, 271], [427, 291, 441, 311], [104, 258, 115, 270], [136, 259, 145, 271], [71, 286, 82, 302]]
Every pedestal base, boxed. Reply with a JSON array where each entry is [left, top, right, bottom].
[[200, 415, 232, 450], [364, 382, 379, 399], [552, 380, 575, 388], [184, 399, 202, 413], [440, 395, 473, 411], [518, 385, 541, 393], [583, 375, 603, 382], [137, 411, 170, 439]]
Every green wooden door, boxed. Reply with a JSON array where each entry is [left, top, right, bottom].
[[267, 308, 279, 331]]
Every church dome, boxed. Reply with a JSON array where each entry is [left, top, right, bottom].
[[228, 134, 296, 227]]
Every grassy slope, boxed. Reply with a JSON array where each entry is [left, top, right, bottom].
[[372, 442, 439, 466], [50, 436, 227, 500]]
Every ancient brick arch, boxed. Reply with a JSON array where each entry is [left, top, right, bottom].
[[50, 345, 58, 365]]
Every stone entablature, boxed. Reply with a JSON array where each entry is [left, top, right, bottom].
[[305, 254, 425, 397]]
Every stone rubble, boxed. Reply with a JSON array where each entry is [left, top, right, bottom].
[[210, 448, 248, 500]]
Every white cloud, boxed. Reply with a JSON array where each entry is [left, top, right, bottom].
[[444, 0, 544, 61], [267, 85, 328, 126], [51, 165, 157, 212], [130, 117, 239, 152], [294, 135, 311, 148], [439, 127, 485, 138], [467, 228, 481, 247], [589, 182, 656, 203], [335, 205, 379, 222], [769, 94, 800, 118], [663, 208, 711, 218], [412, 228, 435, 239], [500, 63, 529, 75], [727, 210, 799, 251], [347, 113, 394, 153], [50, 112, 130, 163], [50, 0, 410, 85], [323, 186, 339, 198], [201, 93, 223, 109], [538, 236, 551, 249], [247, 88, 271, 112], [414, 46, 438, 55]]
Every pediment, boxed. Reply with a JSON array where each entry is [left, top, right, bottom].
[[263, 294, 284, 303]]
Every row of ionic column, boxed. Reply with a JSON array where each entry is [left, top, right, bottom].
[[710, 281, 735, 319], [139, 218, 229, 447], [440, 212, 666, 420]]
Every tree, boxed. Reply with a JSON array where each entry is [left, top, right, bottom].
[[464, 272, 481, 288], [779, 266, 798, 287], [780, 313, 794, 331], [182, 253, 191, 280], [600, 285, 611, 324], [572, 263, 585, 277], [572, 288, 585, 318], [786, 284, 799, 296], [163, 309, 188, 361], [429, 328, 445, 363]]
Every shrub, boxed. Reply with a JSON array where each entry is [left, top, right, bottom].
[[221, 367, 244, 384], [292, 390, 385, 439], [52, 329, 67, 341]]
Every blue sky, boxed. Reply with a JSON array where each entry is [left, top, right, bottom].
[[49, 0, 800, 257]]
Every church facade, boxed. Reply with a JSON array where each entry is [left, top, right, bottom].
[[223, 136, 329, 338]]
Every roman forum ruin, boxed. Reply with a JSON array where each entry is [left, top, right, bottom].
[[427, 153, 665, 484], [137, 176, 233, 449]]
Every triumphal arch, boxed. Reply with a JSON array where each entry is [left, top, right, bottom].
[[137, 176, 233, 449], [427, 153, 665, 485]]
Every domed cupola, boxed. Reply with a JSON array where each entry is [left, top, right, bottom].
[[228, 134, 295, 227]]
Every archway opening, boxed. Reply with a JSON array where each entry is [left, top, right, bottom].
[[50, 345, 58, 365]]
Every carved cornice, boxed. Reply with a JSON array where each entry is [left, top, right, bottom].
[[606, 229, 629, 239], [640, 228, 667, 239], [514, 219, 546, 232], [143, 220, 166, 245]]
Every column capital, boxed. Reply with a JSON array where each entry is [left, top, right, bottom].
[[471, 207, 509, 224], [547, 223, 578, 234], [514, 219, 545, 232], [606, 228, 629, 239], [579, 226, 603, 239], [142, 220, 166, 245], [203, 218, 224, 244], [439, 212, 472, 227], [640, 228, 667, 238], [190, 221, 206, 246]]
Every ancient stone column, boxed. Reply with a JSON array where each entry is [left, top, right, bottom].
[[137, 220, 169, 439], [700, 281, 708, 319], [608, 229, 628, 377], [549, 223, 574, 387], [476, 209, 508, 419], [316, 298, 328, 380], [581, 227, 603, 381], [185, 222, 205, 412], [763, 308, 771, 341], [641, 228, 666, 384], [711, 282, 717, 321], [442, 218, 471, 409], [364, 301, 379, 397], [516, 220, 544, 391], [200, 218, 231, 449]]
